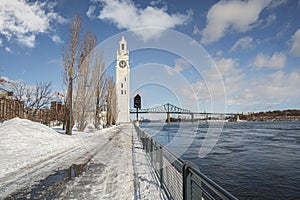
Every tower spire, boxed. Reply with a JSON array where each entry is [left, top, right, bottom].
[[119, 35, 127, 55]]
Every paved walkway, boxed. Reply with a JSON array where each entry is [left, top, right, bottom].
[[131, 124, 167, 200], [56, 124, 166, 200]]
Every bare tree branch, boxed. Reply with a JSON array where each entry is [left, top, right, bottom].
[[73, 30, 96, 131]]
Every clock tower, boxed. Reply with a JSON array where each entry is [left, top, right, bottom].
[[116, 36, 130, 123]]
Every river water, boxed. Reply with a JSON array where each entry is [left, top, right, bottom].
[[140, 121, 300, 200]]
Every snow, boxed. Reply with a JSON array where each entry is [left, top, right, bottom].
[[0, 118, 80, 178], [57, 124, 166, 199], [0, 118, 166, 199]]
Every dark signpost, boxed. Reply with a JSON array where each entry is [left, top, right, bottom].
[[134, 94, 141, 121]]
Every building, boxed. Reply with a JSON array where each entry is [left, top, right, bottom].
[[0, 89, 24, 121], [116, 36, 130, 123]]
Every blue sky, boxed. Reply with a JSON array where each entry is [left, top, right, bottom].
[[0, 0, 300, 113]]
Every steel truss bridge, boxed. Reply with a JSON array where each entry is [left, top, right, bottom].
[[130, 103, 237, 122]]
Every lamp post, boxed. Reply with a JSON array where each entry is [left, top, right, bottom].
[[134, 94, 141, 126]]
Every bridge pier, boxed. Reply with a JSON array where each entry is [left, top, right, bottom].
[[191, 113, 194, 122], [167, 112, 170, 123]]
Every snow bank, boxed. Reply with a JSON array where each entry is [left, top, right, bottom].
[[0, 118, 78, 178], [0, 119, 166, 199]]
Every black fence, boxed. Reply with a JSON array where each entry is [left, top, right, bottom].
[[134, 124, 238, 200]]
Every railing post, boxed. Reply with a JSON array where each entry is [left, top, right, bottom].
[[150, 138, 153, 164], [159, 146, 163, 189], [147, 137, 150, 153], [142, 131, 145, 150], [145, 136, 148, 153], [183, 163, 191, 200]]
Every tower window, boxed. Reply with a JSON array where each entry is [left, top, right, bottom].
[[124, 77, 126, 82], [121, 83, 123, 88], [121, 90, 123, 95], [121, 44, 124, 50], [124, 90, 126, 95]]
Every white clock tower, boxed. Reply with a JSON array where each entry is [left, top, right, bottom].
[[116, 36, 130, 123]]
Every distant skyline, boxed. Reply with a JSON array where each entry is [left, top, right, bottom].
[[1, 0, 300, 113]]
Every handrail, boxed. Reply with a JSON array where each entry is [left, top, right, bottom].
[[183, 162, 238, 200], [134, 123, 238, 200]]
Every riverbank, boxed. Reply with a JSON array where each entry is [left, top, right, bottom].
[[237, 109, 300, 121], [0, 118, 165, 199]]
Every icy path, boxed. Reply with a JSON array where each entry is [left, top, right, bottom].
[[57, 124, 134, 199], [57, 124, 166, 199], [131, 125, 167, 200]]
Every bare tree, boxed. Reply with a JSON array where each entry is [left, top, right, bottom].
[[9, 81, 27, 101], [25, 81, 54, 120], [63, 14, 82, 135], [0, 76, 9, 89], [27, 82, 54, 109], [9, 81, 53, 109], [105, 76, 117, 126], [9, 81, 54, 120], [91, 50, 106, 129], [73, 31, 96, 131]]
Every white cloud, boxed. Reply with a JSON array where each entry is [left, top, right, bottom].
[[229, 70, 300, 107], [17, 34, 36, 48], [0, 38, 2, 46], [97, 0, 192, 41], [149, 0, 164, 6], [214, 57, 244, 95], [215, 58, 237, 76], [190, 57, 244, 103], [276, 23, 290, 39], [201, 0, 271, 44], [0, 0, 66, 48], [193, 24, 200, 35], [87, 5, 96, 19], [216, 50, 223, 57], [174, 58, 190, 73], [48, 59, 60, 64], [165, 58, 191, 76], [253, 52, 286, 69], [230, 36, 255, 52], [5, 47, 12, 53], [227, 68, 300, 113], [267, 13, 276, 23], [51, 34, 63, 44], [268, 0, 288, 9], [290, 28, 300, 56], [255, 14, 276, 28]]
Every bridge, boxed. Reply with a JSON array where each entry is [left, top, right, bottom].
[[130, 103, 237, 123]]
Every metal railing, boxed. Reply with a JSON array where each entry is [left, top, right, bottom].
[[134, 124, 238, 200]]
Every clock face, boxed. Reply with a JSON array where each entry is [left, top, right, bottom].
[[119, 60, 127, 68]]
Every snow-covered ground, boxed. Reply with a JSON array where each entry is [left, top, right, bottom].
[[0, 118, 166, 199]]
